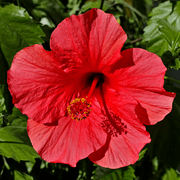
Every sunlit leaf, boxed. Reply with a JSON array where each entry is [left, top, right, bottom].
[[174, 58, 180, 70], [158, 19, 180, 54], [80, 0, 112, 13], [0, 4, 45, 66], [162, 168, 180, 180], [14, 170, 34, 180], [0, 107, 39, 162], [0, 106, 39, 161], [138, 148, 147, 162], [0, 86, 6, 114], [144, 31, 169, 56], [0, 125, 39, 162], [0, 85, 8, 127], [143, 1, 180, 57], [167, 1, 180, 30], [148, 1, 172, 20]]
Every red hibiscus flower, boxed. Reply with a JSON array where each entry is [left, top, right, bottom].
[[7, 9, 175, 169]]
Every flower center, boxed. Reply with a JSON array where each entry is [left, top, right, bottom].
[[67, 98, 91, 121], [67, 75, 100, 121], [86, 72, 105, 88]]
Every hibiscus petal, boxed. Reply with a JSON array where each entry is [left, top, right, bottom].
[[27, 102, 107, 167], [50, 8, 127, 71], [7, 44, 81, 124], [89, 115, 150, 169], [111, 48, 175, 125], [88, 85, 150, 168]]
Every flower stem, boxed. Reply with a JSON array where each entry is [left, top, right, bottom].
[[100, 0, 105, 10], [164, 76, 180, 85]]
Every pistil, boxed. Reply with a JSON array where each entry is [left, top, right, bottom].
[[99, 86, 127, 136], [67, 76, 99, 121], [87, 76, 99, 100]]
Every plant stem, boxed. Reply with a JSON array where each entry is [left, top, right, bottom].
[[100, 0, 105, 10], [164, 76, 180, 85]]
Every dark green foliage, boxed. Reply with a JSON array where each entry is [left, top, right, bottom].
[[0, 0, 180, 179], [92, 166, 136, 180], [147, 94, 180, 169]]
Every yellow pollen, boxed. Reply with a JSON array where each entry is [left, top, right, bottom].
[[67, 97, 92, 121]]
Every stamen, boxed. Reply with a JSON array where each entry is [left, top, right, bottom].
[[67, 97, 91, 121], [101, 111, 127, 137], [67, 76, 99, 121]]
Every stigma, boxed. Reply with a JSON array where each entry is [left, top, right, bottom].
[[67, 97, 92, 121]]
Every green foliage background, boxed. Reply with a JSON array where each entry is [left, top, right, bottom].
[[0, 0, 180, 179]]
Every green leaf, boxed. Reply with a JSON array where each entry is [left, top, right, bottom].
[[121, 0, 147, 19], [0, 85, 8, 127], [92, 166, 136, 180], [175, 58, 180, 70], [143, 20, 159, 42], [0, 106, 39, 161], [0, 83, 13, 114], [138, 148, 147, 162], [132, 0, 147, 16], [144, 31, 169, 56], [14, 170, 33, 180], [158, 19, 180, 54], [167, 1, 180, 31], [161, 49, 180, 70], [67, 0, 81, 15], [25, 162, 35, 173], [152, 157, 158, 172], [161, 51, 173, 68], [162, 168, 180, 180], [36, 0, 68, 25], [143, 1, 180, 57], [0, 86, 6, 114], [8, 107, 27, 127], [80, 0, 112, 13], [80, 1, 101, 13], [0, 125, 39, 162], [148, 1, 172, 20], [147, 94, 180, 168], [0, 4, 45, 67], [0, 107, 39, 162]]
